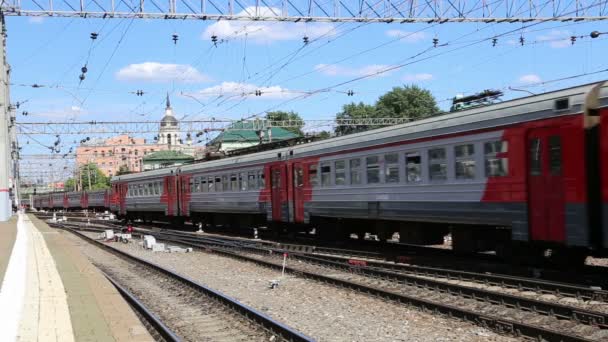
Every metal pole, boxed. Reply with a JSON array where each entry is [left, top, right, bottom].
[[0, 12, 11, 221], [87, 163, 91, 190]]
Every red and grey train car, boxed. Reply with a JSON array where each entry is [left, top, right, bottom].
[[33, 190, 110, 212], [37, 81, 608, 260], [110, 168, 181, 222]]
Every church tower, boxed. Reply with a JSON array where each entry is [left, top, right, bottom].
[[158, 93, 181, 148]]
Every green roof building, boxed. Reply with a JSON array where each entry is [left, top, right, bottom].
[[142, 150, 194, 170], [209, 122, 300, 152]]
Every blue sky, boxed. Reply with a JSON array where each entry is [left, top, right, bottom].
[[8, 14, 608, 162]]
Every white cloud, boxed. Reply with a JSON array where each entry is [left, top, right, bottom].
[[189, 81, 292, 100], [314, 64, 395, 78], [403, 73, 434, 82], [385, 30, 427, 43], [202, 7, 336, 43], [519, 74, 541, 84], [70, 106, 81, 112], [28, 17, 44, 24], [115, 62, 210, 83], [536, 30, 571, 48]]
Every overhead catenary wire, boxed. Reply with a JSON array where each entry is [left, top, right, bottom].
[[234, 3, 608, 122]]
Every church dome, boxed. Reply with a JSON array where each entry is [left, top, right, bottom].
[[160, 93, 179, 128], [161, 115, 178, 127]]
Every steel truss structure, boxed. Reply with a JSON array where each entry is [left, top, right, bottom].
[[16, 118, 412, 135], [2, 0, 608, 22]]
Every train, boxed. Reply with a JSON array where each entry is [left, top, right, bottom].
[[33, 81, 608, 264]]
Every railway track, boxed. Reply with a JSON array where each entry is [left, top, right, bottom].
[[49, 222, 314, 342], [52, 220, 608, 341], [45, 215, 608, 301], [151, 236, 608, 341], [104, 273, 181, 342]]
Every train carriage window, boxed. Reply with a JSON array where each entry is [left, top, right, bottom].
[[349, 159, 361, 185], [258, 171, 266, 189], [485, 140, 509, 177], [155, 182, 160, 195], [405, 153, 421, 183], [335, 160, 346, 186], [549, 136, 562, 175], [201, 178, 208, 192], [240, 172, 248, 191], [209, 177, 216, 192], [216, 177, 223, 192], [366, 156, 380, 184], [428, 148, 447, 181], [309, 165, 318, 187], [248, 172, 257, 189], [454, 144, 475, 179], [190, 178, 196, 192], [385, 153, 400, 183], [230, 174, 238, 191], [295, 167, 304, 187], [138, 184, 144, 196], [222, 175, 230, 191], [321, 162, 331, 186]]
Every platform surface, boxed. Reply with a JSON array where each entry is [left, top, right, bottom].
[[0, 213, 153, 342]]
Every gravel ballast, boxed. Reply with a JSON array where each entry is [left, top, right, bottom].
[[70, 231, 516, 342]]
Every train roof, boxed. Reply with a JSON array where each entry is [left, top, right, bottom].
[[113, 81, 608, 180]]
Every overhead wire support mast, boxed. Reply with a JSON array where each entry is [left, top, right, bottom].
[[16, 118, 414, 135], [2, 0, 608, 22]]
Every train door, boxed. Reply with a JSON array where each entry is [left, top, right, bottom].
[[292, 163, 305, 223], [178, 175, 191, 217], [270, 165, 286, 222], [161, 176, 177, 216], [527, 128, 566, 243]]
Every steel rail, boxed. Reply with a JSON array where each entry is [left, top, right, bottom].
[[49, 220, 604, 340], [41, 214, 608, 301], [52, 216, 608, 303], [308, 252, 608, 301], [56, 225, 315, 342], [103, 272, 182, 342], [161, 237, 596, 342], [129, 225, 608, 303]]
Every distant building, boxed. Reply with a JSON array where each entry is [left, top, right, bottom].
[[75, 94, 204, 177], [143, 150, 194, 170], [208, 123, 300, 152]]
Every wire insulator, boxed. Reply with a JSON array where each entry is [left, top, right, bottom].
[[432, 37, 439, 47], [90, 32, 98, 40], [570, 36, 576, 45], [519, 36, 525, 46], [172, 34, 179, 45], [590, 31, 601, 38], [492, 38, 498, 47], [303, 36, 309, 45], [81, 65, 88, 73]]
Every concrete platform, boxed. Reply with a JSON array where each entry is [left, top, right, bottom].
[[0, 213, 153, 342]]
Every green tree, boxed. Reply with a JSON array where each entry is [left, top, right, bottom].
[[375, 85, 439, 120], [77, 163, 110, 191], [64, 178, 76, 191], [115, 165, 132, 176], [315, 131, 331, 139], [334, 102, 377, 136], [266, 110, 304, 136]]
